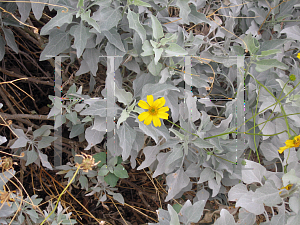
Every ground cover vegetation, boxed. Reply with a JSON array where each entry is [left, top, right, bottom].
[[0, 0, 300, 224]]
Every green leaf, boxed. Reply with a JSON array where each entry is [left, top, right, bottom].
[[31, 0, 47, 20], [66, 111, 79, 125], [255, 59, 288, 72], [153, 48, 163, 65], [164, 43, 188, 56], [113, 164, 129, 178], [117, 156, 123, 164], [81, 10, 101, 34], [40, 29, 71, 61], [127, 9, 146, 43], [77, 0, 84, 8], [37, 136, 57, 149], [104, 172, 119, 187], [192, 138, 214, 148], [176, 0, 191, 24], [26, 209, 39, 222], [259, 49, 281, 57], [117, 122, 136, 160], [160, 33, 177, 45], [151, 15, 164, 40], [38, 150, 53, 170], [26, 150, 38, 166], [276, 79, 293, 96], [128, 0, 151, 7], [168, 204, 180, 225], [0, 35, 5, 61], [141, 40, 154, 56], [115, 86, 133, 105], [69, 124, 85, 138], [79, 175, 88, 190], [112, 193, 124, 204], [70, 21, 91, 58], [3, 28, 18, 53], [103, 28, 126, 52], [172, 204, 182, 213], [243, 33, 260, 55], [148, 58, 162, 76], [169, 128, 185, 141], [188, 4, 210, 25], [93, 152, 106, 168], [83, 48, 100, 76], [141, 83, 180, 100], [16, 0, 31, 23], [40, 10, 74, 35], [282, 169, 300, 187], [33, 125, 52, 139], [98, 165, 109, 176], [92, 7, 122, 31], [289, 196, 300, 214], [117, 109, 130, 129]]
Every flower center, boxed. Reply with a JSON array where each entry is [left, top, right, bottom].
[[294, 137, 300, 147], [149, 107, 157, 115]]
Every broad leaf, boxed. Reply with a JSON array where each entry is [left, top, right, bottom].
[[84, 126, 106, 150], [40, 29, 71, 61], [241, 160, 266, 185], [40, 10, 74, 35], [255, 59, 288, 72], [70, 21, 91, 58], [151, 15, 164, 40], [127, 9, 146, 43], [3, 28, 18, 53], [103, 28, 126, 52], [117, 122, 136, 160], [165, 168, 190, 201]]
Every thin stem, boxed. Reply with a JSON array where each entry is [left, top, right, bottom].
[[165, 119, 199, 138], [40, 166, 80, 225]]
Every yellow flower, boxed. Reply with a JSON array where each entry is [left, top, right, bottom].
[[138, 95, 169, 127], [278, 135, 300, 154], [297, 53, 300, 59], [279, 184, 293, 194]]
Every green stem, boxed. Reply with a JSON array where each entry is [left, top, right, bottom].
[[252, 86, 261, 164], [40, 167, 80, 225], [165, 119, 237, 164], [165, 119, 199, 138], [284, 148, 291, 173], [245, 73, 296, 139]]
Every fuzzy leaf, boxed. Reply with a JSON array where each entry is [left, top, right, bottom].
[[40, 10, 74, 35], [127, 9, 146, 43], [151, 15, 164, 40], [117, 122, 136, 160]]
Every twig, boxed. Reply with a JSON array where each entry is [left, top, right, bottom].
[[122, 179, 158, 210], [0, 67, 54, 86], [13, 26, 41, 48], [0, 86, 23, 128], [0, 112, 53, 120]]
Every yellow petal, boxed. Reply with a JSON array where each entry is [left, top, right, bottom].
[[144, 115, 153, 125], [152, 98, 162, 108], [147, 95, 154, 106], [278, 146, 288, 154], [157, 112, 169, 119], [158, 106, 169, 113], [138, 100, 149, 109], [156, 97, 166, 108], [152, 116, 161, 127], [285, 140, 294, 147], [138, 112, 150, 121]]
